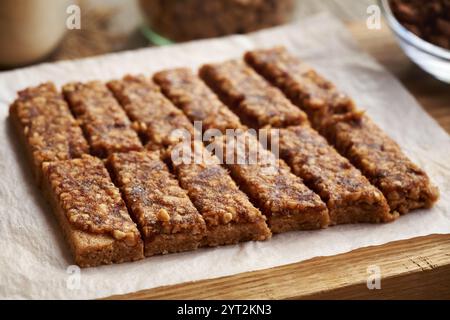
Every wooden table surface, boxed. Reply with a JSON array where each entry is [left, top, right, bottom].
[[106, 21, 449, 300], [109, 235, 450, 299]]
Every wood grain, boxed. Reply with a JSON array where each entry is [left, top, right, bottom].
[[109, 21, 450, 300], [108, 234, 450, 299]]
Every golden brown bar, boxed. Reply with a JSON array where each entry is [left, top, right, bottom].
[[9, 82, 89, 183], [210, 131, 329, 233], [107, 151, 206, 256], [245, 46, 356, 130], [62, 81, 142, 157], [154, 68, 245, 133], [168, 141, 271, 246], [245, 47, 439, 214], [323, 114, 439, 214], [107, 75, 195, 150], [199, 59, 308, 128], [274, 125, 394, 224], [42, 155, 144, 267]]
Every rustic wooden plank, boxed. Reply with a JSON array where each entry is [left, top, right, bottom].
[[108, 234, 450, 299]]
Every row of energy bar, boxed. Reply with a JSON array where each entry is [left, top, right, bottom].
[[9, 47, 438, 267]]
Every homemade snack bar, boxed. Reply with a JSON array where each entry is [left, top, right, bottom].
[[246, 47, 439, 214], [210, 131, 329, 232], [169, 141, 271, 246], [244, 47, 356, 130], [107, 75, 194, 150], [42, 155, 144, 267], [199, 59, 308, 128], [273, 125, 394, 224], [107, 151, 206, 256], [323, 114, 439, 214], [62, 81, 142, 157], [154, 68, 245, 133], [9, 82, 89, 182]]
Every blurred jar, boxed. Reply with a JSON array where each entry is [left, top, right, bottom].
[[0, 0, 72, 67], [140, 0, 295, 42]]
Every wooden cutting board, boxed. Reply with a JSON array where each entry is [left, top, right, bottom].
[[108, 21, 450, 300]]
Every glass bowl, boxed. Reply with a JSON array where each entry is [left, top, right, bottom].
[[380, 0, 450, 83]]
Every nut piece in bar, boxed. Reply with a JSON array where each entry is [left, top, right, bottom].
[[244, 47, 356, 130], [324, 114, 439, 214], [9, 82, 89, 183], [42, 155, 144, 267], [199, 59, 308, 129], [63, 81, 142, 157], [246, 47, 439, 214], [273, 125, 395, 224], [154, 68, 245, 134], [168, 141, 271, 246], [107, 150, 207, 256], [107, 75, 195, 150], [210, 131, 329, 233]]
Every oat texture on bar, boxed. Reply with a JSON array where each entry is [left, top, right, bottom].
[[42, 155, 144, 267], [324, 114, 439, 214], [275, 125, 394, 224], [169, 140, 271, 246], [63, 81, 142, 157], [154, 68, 245, 133], [210, 131, 329, 233], [245, 46, 439, 214], [200, 59, 308, 128], [9, 82, 89, 182], [108, 75, 195, 150], [245, 47, 355, 130], [108, 150, 206, 256]]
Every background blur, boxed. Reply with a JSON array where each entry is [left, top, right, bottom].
[[0, 0, 376, 64], [1, 0, 448, 131], [49, 0, 376, 61]]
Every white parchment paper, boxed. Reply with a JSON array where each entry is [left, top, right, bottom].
[[0, 13, 449, 299]]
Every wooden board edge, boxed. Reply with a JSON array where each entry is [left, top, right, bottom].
[[106, 234, 450, 300]]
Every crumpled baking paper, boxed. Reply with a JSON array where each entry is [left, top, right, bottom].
[[0, 13, 449, 299]]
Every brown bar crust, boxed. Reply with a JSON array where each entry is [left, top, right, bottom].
[[275, 125, 394, 224], [107, 150, 206, 256], [245, 47, 439, 214], [63, 81, 142, 157], [169, 141, 271, 246], [153, 68, 245, 133], [199, 59, 308, 128], [244, 47, 355, 130], [107, 75, 195, 150], [210, 131, 329, 233], [42, 155, 144, 267], [324, 114, 439, 214], [9, 82, 89, 182]]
